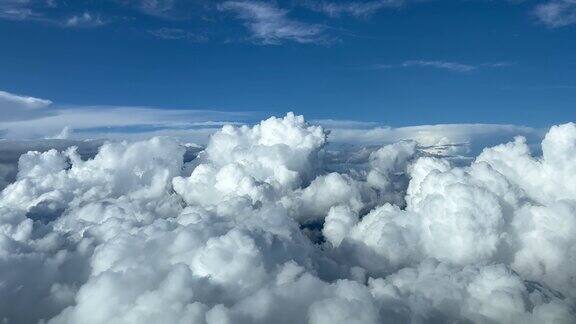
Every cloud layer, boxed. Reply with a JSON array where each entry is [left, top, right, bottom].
[[0, 112, 575, 323], [2, 0, 573, 44], [0, 90, 53, 122], [0, 90, 254, 142]]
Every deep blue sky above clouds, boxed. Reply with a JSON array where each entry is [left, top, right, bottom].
[[1, 0, 575, 134]]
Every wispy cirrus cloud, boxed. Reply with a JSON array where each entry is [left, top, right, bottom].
[[0, 0, 36, 20], [218, 1, 326, 44], [401, 60, 477, 72], [148, 27, 208, 41], [0, 0, 107, 28], [113, 0, 177, 17], [0, 89, 542, 160], [304, 0, 404, 18], [65, 12, 105, 28], [136, 0, 175, 14], [370, 60, 514, 73], [534, 0, 576, 27], [0, 0, 177, 27]]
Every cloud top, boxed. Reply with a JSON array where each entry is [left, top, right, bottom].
[[0, 113, 575, 323]]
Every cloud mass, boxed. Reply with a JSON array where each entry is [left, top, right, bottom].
[[0, 112, 575, 323]]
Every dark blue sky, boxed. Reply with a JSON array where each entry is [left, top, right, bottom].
[[1, 0, 576, 127]]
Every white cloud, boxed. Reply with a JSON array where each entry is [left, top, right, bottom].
[[0, 113, 575, 323], [173, 112, 327, 208], [65, 12, 105, 28], [324, 122, 541, 157], [0, 0, 35, 20], [534, 0, 576, 27], [480, 61, 515, 68], [0, 90, 542, 163], [304, 0, 403, 18], [0, 89, 54, 122], [0, 89, 52, 109], [114, 0, 177, 17], [402, 60, 477, 72], [219, 1, 326, 44], [0, 2, 109, 28], [0, 0, 180, 26], [312, 118, 381, 129], [369, 60, 514, 73], [148, 27, 208, 41], [136, 0, 175, 14], [47, 126, 72, 140], [0, 90, 253, 142]]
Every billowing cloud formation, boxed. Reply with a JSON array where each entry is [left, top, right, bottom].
[[0, 113, 575, 323]]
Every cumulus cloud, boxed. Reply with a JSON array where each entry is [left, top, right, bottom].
[[0, 112, 575, 324]]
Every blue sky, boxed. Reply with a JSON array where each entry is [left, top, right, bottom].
[[1, 0, 576, 130]]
